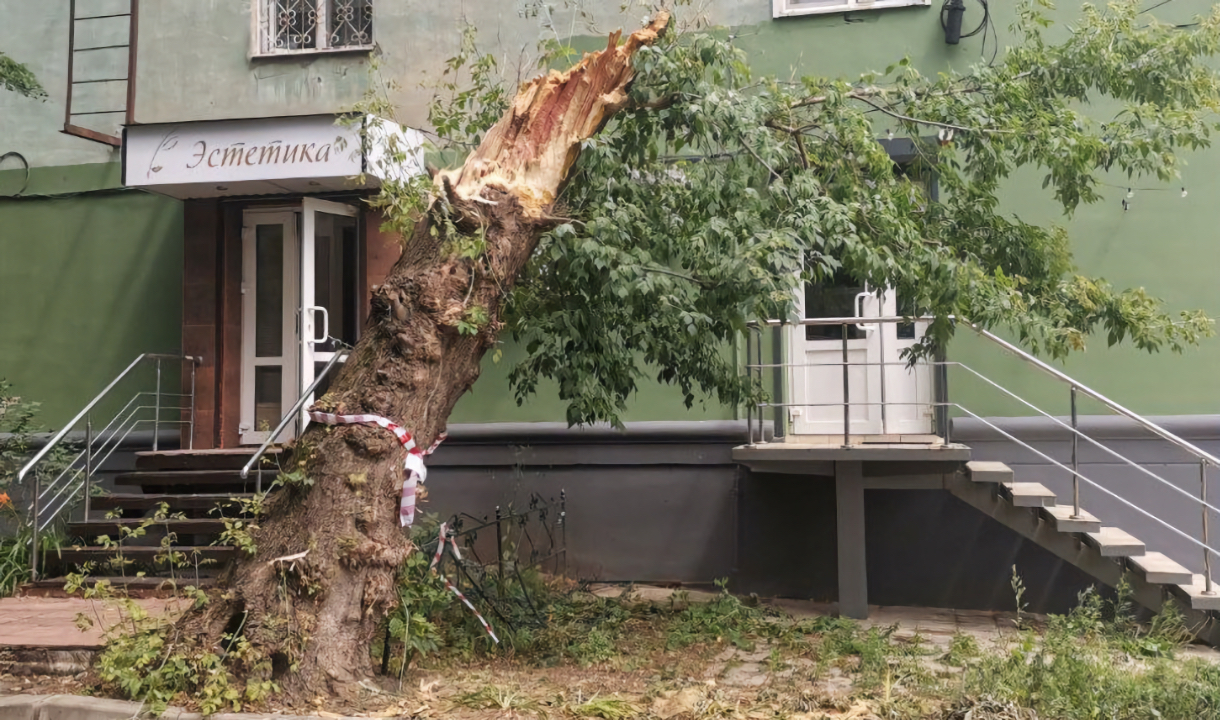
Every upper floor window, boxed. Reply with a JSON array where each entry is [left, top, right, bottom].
[[256, 0, 373, 56], [773, 0, 930, 19]]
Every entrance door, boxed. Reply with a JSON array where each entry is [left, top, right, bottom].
[[788, 276, 883, 436], [787, 275, 933, 438], [298, 198, 359, 430], [240, 211, 300, 445], [239, 201, 360, 445]]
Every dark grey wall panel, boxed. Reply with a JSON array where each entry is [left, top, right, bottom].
[[425, 464, 739, 583], [735, 475, 1100, 614], [957, 415, 1219, 575]]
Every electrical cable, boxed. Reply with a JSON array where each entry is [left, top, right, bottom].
[[0, 151, 31, 196], [941, 0, 994, 63]]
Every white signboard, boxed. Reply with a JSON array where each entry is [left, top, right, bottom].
[[123, 114, 423, 198]]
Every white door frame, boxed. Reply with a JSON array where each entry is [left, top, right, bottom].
[[298, 198, 358, 431], [239, 209, 300, 446], [787, 283, 933, 438]]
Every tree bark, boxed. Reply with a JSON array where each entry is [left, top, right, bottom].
[[179, 14, 669, 703]]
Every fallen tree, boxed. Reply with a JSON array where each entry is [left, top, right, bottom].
[[99, 1, 1220, 707]]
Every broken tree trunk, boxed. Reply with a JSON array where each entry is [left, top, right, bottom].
[[178, 14, 670, 702]]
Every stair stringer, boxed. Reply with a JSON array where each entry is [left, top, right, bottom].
[[944, 470, 1220, 646]]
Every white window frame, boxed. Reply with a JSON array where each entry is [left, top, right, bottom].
[[773, 0, 931, 19], [253, 0, 374, 57]]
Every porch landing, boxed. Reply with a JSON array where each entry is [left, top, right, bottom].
[[732, 440, 970, 477]]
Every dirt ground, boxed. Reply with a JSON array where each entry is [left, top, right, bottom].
[[3, 585, 1218, 719]]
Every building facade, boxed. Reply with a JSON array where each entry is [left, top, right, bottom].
[[4, 1, 1220, 617]]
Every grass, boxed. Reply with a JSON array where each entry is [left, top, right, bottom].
[[371, 571, 1220, 720]]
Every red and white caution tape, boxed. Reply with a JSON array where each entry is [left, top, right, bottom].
[[431, 522, 499, 643], [306, 411, 446, 527]]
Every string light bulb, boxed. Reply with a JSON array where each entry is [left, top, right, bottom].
[[1126, 188, 1134, 199], [1182, 187, 1189, 198]]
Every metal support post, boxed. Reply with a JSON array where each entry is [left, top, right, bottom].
[[189, 360, 197, 450], [841, 323, 850, 447], [30, 473, 40, 581], [744, 330, 755, 445], [1070, 386, 1080, 519], [495, 506, 506, 595], [559, 489, 567, 576], [84, 415, 93, 518], [1204, 460, 1215, 595], [153, 358, 162, 451], [751, 331, 761, 446]]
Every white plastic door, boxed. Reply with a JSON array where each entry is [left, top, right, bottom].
[[299, 198, 359, 430], [239, 210, 300, 445], [787, 281, 884, 436], [875, 289, 934, 435], [787, 281, 934, 438]]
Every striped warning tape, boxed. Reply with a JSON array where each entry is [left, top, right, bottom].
[[431, 522, 499, 643], [306, 411, 446, 527]]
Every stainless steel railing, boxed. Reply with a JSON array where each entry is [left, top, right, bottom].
[[745, 316, 1218, 595], [239, 344, 350, 490], [16, 353, 201, 580]]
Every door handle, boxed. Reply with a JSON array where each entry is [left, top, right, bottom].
[[853, 291, 876, 332], [306, 306, 329, 345]]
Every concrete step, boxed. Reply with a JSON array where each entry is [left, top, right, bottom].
[[1130, 552, 1193, 585], [1085, 527, 1146, 557], [1177, 574, 1220, 611], [966, 461, 1012, 484], [1003, 482, 1057, 508], [1042, 505, 1102, 533]]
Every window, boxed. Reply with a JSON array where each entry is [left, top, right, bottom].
[[256, 0, 373, 56], [773, 0, 930, 19]]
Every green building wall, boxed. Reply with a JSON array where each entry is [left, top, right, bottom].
[[4, 0, 1218, 427], [0, 164, 183, 426]]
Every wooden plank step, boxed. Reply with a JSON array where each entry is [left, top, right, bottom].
[[135, 448, 280, 471], [1130, 551, 1193, 585], [58, 546, 236, 565], [1042, 505, 1102, 533], [1085, 526, 1146, 557], [114, 470, 274, 488], [91, 493, 255, 511], [68, 519, 228, 537], [1178, 574, 1220, 612], [1002, 482, 1057, 507]]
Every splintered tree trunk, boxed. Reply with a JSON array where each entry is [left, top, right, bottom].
[[180, 14, 669, 702]]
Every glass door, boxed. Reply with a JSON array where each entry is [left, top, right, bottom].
[[786, 274, 934, 438], [240, 210, 300, 445], [298, 198, 360, 430], [787, 272, 883, 436]]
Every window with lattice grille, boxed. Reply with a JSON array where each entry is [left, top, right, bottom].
[[256, 0, 373, 55], [772, 0, 930, 19]]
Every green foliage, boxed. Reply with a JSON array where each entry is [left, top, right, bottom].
[[0, 381, 71, 598], [963, 588, 1216, 719], [0, 51, 45, 100], [72, 514, 270, 715], [366, 2, 1220, 426]]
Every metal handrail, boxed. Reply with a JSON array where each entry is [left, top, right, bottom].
[[240, 345, 351, 484], [16, 354, 199, 484], [746, 316, 1220, 593], [21, 353, 200, 580], [750, 315, 1220, 468]]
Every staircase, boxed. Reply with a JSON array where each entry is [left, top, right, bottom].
[[24, 449, 280, 596], [949, 460, 1220, 644]]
